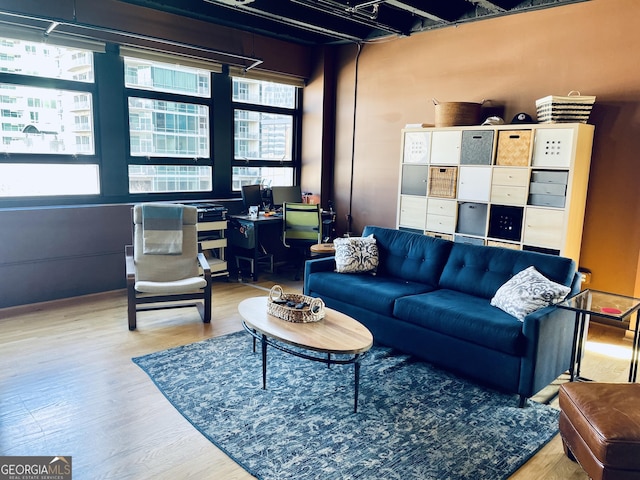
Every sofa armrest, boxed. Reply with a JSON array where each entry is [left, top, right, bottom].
[[303, 256, 335, 294], [519, 304, 575, 397]]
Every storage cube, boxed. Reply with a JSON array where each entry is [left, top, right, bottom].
[[460, 130, 494, 165], [456, 202, 487, 236], [401, 164, 429, 195], [532, 128, 574, 167], [530, 169, 569, 184], [424, 231, 454, 241], [430, 130, 462, 165], [458, 166, 492, 202], [428, 166, 458, 198], [488, 205, 524, 241], [398, 195, 427, 230], [495, 130, 532, 166], [487, 240, 521, 250], [454, 235, 485, 246], [403, 131, 431, 163]]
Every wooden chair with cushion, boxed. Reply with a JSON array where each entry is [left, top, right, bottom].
[[125, 203, 211, 330]]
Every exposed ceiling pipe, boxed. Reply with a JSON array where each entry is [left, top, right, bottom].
[[290, 0, 406, 36], [384, 0, 447, 23], [465, 0, 506, 14], [206, 0, 364, 42], [0, 9, 264, 70]]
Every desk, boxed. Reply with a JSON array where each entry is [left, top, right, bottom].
[[557, 289, 640, 383], [228, 214, 283, 281], [228, 211, 336, 281]]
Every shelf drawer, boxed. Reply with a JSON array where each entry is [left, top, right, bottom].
[[529, 182, 567, 196], [496, 130, 532, 166], [530, 170, 569, 184], [399, 195, 427, 230], [427, 198, 457, 217], [200, 238, 227, 250], [492, 167, 529, 187], [424, 231, 454, 241], [491, 185, 528, 205], [528, 194, 566, 208], [197, 220, 227, 231], [426, 214, 456, 234], [523, 208, 564, 248], [454, 235, 485, 246], [487, 240, 521, 250]]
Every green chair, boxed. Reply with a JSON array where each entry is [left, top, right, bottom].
[[282, 202, 322, 280]]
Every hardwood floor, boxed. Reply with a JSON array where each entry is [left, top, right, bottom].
[[0, 275, 633, 479]]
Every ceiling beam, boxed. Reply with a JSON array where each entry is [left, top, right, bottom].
[[384, 0, 447, 23]]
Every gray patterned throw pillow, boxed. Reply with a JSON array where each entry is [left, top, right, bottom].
[[334, 235, 379, 274], [490, 266, 571, 321]]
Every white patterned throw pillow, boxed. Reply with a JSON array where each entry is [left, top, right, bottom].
[[490, 266, 571, 321], [334, 235, 379, 274]]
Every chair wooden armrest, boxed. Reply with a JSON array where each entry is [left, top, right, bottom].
[[125, 245, 135, 284], [197, 252, 211, 278]]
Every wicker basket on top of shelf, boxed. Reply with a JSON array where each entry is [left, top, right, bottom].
[[535, 91, 596, 124], [267, 285, 325, 323]]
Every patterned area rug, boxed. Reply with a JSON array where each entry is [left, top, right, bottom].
[[133, 331, 559, 480]]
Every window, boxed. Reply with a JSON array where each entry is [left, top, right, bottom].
[[125, 55, 214, 194], [0, 36, 99, 198], [232, 77, 300, 189]]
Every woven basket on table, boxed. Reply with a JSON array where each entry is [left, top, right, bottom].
[[267, 285, 325, 323]]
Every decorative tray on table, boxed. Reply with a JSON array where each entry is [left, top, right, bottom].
[[267, 285, 325, 323]]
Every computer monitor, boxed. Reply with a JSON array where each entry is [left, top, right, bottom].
[[241, 184, 263, 211], [271, 185, 303, 208]]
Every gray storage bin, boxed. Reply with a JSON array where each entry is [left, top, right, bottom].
[[456, 202, 487, 236], [530, 170, 569, 184], [454, 234, 485, 246], [460, 130, 494, 165], [529, 182, 567, 196], [528, 194, 566, 208]]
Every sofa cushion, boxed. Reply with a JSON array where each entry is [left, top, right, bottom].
[[439, 242, 576, 300], [393, 289, 525, 355], [491, 266, 571, 321], [334, 235, 379, 273], [362, 226, 453, 287], [306, 270, 436, 317]]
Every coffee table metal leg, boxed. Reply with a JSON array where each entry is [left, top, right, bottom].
[[261, 334, 267, 390], [354, 357, 361, 413]]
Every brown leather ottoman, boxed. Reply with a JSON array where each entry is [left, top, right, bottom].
[[559, 383, 640, 480]]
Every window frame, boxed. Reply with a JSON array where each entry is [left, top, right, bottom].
[[230, 78, 303, 192]]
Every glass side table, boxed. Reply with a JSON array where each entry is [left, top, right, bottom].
[[557, 289, 640, 382]]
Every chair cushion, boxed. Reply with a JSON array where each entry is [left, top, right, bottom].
[[305, 270, 435, 317], [392, 289, 525, 355], [135, 277, 207, 294]]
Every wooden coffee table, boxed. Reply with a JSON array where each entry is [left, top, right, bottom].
[[238, 296, 373, 412]]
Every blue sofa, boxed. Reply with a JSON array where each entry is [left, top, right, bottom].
[[304, 226, 581, 406]]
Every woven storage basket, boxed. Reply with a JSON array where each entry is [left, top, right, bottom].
[[433, 99, 483, 127], [428, 166, 458, 198], [495, 130, 532, 166], [535, 91, 596, 123], [267, 285, 325, 323]]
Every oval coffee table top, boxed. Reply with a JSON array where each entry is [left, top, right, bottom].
[[238, 296, 373, 355]]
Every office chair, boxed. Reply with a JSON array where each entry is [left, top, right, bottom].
[[125, 204, 211, 330], [282, 202, 322, 280]]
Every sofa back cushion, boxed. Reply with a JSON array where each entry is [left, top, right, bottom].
[[439, 242, 576, 299], [362, 226, 453, 286]]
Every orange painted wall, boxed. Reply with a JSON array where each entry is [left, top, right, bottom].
[[321, 0, 640, 296]]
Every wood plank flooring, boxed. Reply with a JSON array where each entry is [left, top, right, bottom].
[[0, 274, 633, 479]]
